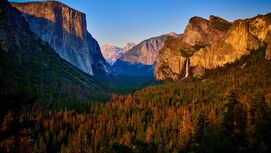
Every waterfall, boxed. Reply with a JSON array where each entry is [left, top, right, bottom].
[[184, 58, 189, 78], [180, 58, 190, 80]]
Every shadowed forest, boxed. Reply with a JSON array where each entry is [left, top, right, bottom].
[[1, 48, 271, 153]]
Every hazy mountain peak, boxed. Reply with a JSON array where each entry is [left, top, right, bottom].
[[101, 44, 122, 51], [101, 42, 136, 65], [124, 42, 136, 46], [123, 42, 136, 53]]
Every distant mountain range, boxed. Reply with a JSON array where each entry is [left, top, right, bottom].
[[101, 42, 136, 65], [106, 12, 271, 80], [120, 32, 180, 65], [111, 32, 181, 76]]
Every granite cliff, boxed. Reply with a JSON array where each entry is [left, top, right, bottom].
[[155, 13, 271, 80], [190, 13, 271, 71], [155, 16, 230, 80], [0, 0, 97, 95], [12, 1, 110, 76]]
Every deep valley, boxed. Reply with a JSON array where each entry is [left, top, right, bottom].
[[0, 0, 271, 153]]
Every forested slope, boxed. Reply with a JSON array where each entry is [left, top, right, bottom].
[[1, 47, 270, 153]]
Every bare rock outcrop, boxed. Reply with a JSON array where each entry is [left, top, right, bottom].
[[190, 14, 270, 70], [155, 13, 271, 80], [155, 16, 231, 80], [12, 1, 110, 76]]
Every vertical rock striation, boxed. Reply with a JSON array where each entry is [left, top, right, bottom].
[[0, 0, 97, 92], [12, 1, 110, 76]]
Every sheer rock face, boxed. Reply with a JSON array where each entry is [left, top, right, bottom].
[[0, 0, 97, 89], [155, 16, 230, 80], [190, 20, 261, 70], [190, 14, 271, 69], [155, 13, 271, 80], [11, 1, 110, 76], [155, 36, 188, 80]]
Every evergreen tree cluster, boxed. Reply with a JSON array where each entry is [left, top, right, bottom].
[[0, 48, 271, 153]]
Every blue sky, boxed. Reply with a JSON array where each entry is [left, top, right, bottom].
[[10, 0, 271, 47]]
